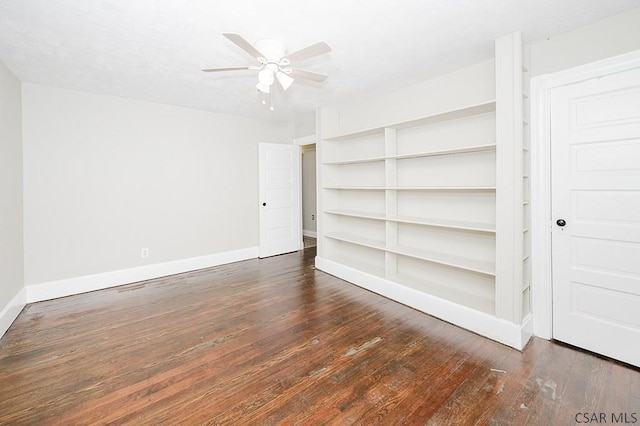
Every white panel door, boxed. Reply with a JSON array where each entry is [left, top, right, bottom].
[[551, 67, 640, 367], [258, 143, 302, 258]]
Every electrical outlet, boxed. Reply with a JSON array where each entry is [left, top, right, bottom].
[[141, 248, 149, 258], [312, 214, 315, 221]]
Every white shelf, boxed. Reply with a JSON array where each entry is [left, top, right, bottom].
[[325, 186, 495, 191], [389, 245, 496, 276], [392, 215, 496, 233], [325, 100, 496, 142], [324, 143, 496, 165], [324, 156, 387, 165], [323, 186, 386, 190], [325, 209, 386, 221], [326, 253, 386, 279], [325, 127, 385, 142], [326, 210, 495, 233], [393, 273, 495, 315], [390, 143, 496, 160], [392, 101, 496, 130], [324, 232, 386, 251], [388, 186, 496, 191]]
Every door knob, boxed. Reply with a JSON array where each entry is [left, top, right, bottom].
[[556, 219, 566, 227], [262, 202, 267, 207]]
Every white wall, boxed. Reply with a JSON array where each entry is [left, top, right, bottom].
[[301, 146, 317, 234], [0, 61, 24, 335], [294, 118, 315, 138], [530, 7, 640, 77], [22, 84, 293, 286], [334, 60, 496, 136]]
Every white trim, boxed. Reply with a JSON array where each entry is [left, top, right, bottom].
[[298, 135, 317, 250], [494, 32, 524, 322], [540, 49, 640, 89], [530, 75, 554, 339], [297, 143, 304, 253], [294, 134, 315, 146], [316, 256, 532, 350], [530, 48, 640, 340], [302, 230, 317, 238], [0, 288, 26, 339], [26, 247, 258, 303], [521, 313, 534, 348]]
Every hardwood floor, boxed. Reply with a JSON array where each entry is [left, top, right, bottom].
[[1, 247, 638, 425], [303, 236, 317, 248]]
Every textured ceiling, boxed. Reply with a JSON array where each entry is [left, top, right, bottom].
[[1, 0, 638, 123]]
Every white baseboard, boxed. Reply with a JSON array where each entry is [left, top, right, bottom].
[[26, 247, 259, 304], [521, 313, 534, 347], [315, 256, 532, 350], [0, 288, 26, 339], [303, 230, 317, 238]]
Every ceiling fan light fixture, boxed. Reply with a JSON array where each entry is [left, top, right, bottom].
[[276, 71, 294, 91], [256, 81, 270, 94], [258, 68, 275, 86]]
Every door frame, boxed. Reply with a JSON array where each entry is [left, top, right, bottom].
[[530, 49, 640, 339], [294, 134, 316, 241]]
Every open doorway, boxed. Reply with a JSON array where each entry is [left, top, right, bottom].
[[301, 143, 317, 248]]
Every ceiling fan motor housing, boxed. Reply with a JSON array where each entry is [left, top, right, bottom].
[[254, 39, 287, 63]]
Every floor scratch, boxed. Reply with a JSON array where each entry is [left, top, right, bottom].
[[536, 377, 559, 401], [309, 367, 328, 378], [345, 337, 383, 357]]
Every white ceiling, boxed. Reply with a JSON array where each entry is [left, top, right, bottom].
[[1, 1, 638, 123]]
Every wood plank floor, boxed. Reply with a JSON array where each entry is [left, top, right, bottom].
[[1, 247, 638, 425]]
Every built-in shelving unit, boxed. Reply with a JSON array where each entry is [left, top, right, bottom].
[[316, 32, 530, 350], [320, 100, 498, 315]]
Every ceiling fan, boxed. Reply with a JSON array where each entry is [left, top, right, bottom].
[[202, 33, 331, 95]]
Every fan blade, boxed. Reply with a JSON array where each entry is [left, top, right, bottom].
[[282, 41, 331, 63], [288, 68, 328, 83], [223, 33, 266, 62], [202, 66, 252, 72]]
